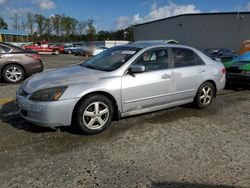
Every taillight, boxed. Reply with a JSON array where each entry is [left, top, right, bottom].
[[26, 54, 41, 60], [222, 68, 226, 74]]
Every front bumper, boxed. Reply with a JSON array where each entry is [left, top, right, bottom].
[[16, 95, 79, 128], [226, 73, 250, 85]]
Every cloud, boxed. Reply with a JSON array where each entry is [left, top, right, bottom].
[[115, 2, 201, 29], [115, 16, 130, 30], [0, 0, 6, 4], [38, 0, 55, 10], [246, 2, 250, 11]]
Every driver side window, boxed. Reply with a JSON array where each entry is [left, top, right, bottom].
[[134, 48, 169, 72]]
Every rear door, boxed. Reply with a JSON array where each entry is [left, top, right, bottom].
[[121, 48, 174, 112], [171, 47, 207, 101], [0, 45, 10, 69]]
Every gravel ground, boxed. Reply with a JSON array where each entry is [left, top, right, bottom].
[[0, 54, 249, 188]]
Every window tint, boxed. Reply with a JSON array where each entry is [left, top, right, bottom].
[[134, 48, 169, 71], [172, 48, 204, 68], [0, 45, 11, 53]]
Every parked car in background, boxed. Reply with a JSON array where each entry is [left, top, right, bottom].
[[23, 41, 61, 55], [16, 42, 225, 134], [64, 43, 82, 54], [0, 42, 43, 83], [203, 48, 236, 62], [50, 43, 64, 53], [73, 45, 93, 57], [224, 52, 250, 86], [92, 46, 108, 56]]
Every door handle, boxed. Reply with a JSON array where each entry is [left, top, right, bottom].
[[161, 74, 171, 79], [198, 68, 206, 73]]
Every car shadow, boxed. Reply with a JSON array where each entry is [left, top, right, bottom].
[[0, 100, 84, 135], [150, 181, 243, 188], [0, 101, 56, 133]]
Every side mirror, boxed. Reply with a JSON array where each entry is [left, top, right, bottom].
[[130, 64, 146, 73]]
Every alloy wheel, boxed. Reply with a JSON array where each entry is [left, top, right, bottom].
[[5, 66, 23, 82], [199, 86, 212, 105], [83, 102, 110, 130]]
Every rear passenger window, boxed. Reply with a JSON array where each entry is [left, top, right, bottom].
[[0, 45, 11, 53], [134, 48, 169, 72], [172, 48, 204, 68]]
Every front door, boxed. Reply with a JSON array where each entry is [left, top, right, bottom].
[[121, 48, 173, 113]]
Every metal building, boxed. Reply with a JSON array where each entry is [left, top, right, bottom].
[[134, 12, 250, 51], [0, 29, 28, 43]]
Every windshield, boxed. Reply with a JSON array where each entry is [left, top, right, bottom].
[[81, 46, 141, 72]]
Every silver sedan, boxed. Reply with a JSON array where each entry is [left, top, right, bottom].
[[16, 42, 226, 134]]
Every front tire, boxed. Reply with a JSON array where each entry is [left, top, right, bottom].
[[194, 82, 215, 109], [74, 95, 114, 134], [2, 64, 24, 83]]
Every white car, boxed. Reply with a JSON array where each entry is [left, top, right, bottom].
[[92, 46, 108, 56]]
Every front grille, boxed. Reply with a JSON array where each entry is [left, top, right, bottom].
[[227, 67, 242, 73]]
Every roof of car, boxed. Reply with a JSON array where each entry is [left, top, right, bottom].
[[121, 41, 188, 50]]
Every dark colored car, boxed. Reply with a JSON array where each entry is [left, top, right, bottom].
[[73, 45, 93, 57], [224, 52, 250, 87], [204, 48, 236, 62], [0, 42, 43, 83]]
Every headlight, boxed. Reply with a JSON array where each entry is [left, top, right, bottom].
[[30, 86, 67, 101]]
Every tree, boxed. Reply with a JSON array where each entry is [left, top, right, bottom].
[[21, 20, 26, 31], [77, 20, 86, 39], [0, 17, 8, 29], [77, 21, 86, 35], [44, 18, 52, 41], [11, 13, 20, 30], [34, 14, 46, 36], [60, 16, 78, 42], [51, 14, 61, 36], [86, 18, 96, 41], [26, 13, 34, 35]]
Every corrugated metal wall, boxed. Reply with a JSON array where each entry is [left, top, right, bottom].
[[134, 13, 250, 51]]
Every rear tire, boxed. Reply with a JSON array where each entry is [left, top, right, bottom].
[[2, 64, 24, 83], [74, 95, 114, 134], [194, 82, 215, 109]]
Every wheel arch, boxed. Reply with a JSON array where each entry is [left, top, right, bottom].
[[1, 62, 27, 78], [198, 80, 217, 97], [72, 91, 121, 124]]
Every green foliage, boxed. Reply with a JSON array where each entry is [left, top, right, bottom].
[[22, 13, 134, 42]]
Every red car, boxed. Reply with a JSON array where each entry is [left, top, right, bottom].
[[23, 41, 62, 55]]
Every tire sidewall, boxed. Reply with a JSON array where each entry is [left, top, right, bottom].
[[75, 95, 114, 134], [2, 64, 24, 83], [195, 82, 215, 109]]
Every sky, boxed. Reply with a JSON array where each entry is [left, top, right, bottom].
[[0, 0, 250, 31]]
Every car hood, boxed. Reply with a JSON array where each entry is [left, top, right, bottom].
[[22, 65, 107, 93]]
